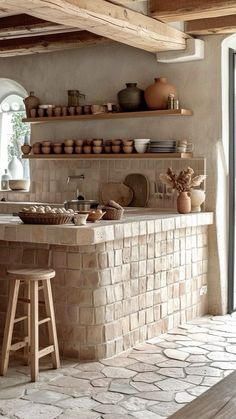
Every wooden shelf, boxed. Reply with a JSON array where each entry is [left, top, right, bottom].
[[22, 108, 193, 123], [22, 153, 193, 160]]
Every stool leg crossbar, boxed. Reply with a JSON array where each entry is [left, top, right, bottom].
[[0, 271, 60, 382]]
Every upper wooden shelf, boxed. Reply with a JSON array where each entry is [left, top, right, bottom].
[[22, 152, 193, 160], [22, 108, 193, 123]]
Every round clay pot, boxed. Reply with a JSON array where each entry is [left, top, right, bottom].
[[190, 189, 205, 212], [75, 146, 82, 154], [75, 139, 83, 146], [123, 146, 133, 154], [105, 145, 111, 153], [112, 145, 121, 154], [117, 83, 145, 112], [84, 145, 92, 154], [64, 146, 74, 154], [21, 144, 32, 155], [177, 191, 191, 214], [93, 146, 103, 154], [42, 146, 51, 154], [144, 77, 177, 110]]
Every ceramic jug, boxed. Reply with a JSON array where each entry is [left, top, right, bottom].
[[8, 156, 23, 179]]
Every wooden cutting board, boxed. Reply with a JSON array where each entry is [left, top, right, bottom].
[[100, 182, 133, 206], [124, 173, 149, 207]]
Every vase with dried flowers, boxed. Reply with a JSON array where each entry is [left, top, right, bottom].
[[159, 167, 206, 214]]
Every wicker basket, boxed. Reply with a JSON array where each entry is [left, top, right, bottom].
[[18, 212, 73, 225], [102, 207, 124, 220]]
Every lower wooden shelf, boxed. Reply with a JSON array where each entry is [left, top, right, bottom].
[[22, 153, 193, 160]]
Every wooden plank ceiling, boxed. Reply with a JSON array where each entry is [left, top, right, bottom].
[[0, 0, 235, 57]]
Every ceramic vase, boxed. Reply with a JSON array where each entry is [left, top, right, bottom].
[[1, 169, 11, 190], [24, 91, 40, 118], [8, 156, 23, 179], [144, 77, 177, 110], [190, 188, 205, 212], [177, 191, 191, 214], [117, 83, 145, 112]]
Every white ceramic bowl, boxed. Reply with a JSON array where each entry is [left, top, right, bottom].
[[9, 179, 30, 191], [134, 143, 148, 154], [134, 138, 150, 144]]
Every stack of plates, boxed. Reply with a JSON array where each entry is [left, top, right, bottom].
[[149, 140, 176, 153]]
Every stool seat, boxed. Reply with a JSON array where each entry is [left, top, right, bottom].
[[7, 268, 55, 281], [0, 267, 60, 381]]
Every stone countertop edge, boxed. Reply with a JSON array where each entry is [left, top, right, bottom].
[[0, 212, 214, 246]]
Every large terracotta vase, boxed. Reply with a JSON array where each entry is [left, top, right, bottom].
[[117, 83, 145, 112], [24, 91, 40, 118], [144, 77, 177, 110], [177, 191, 191, 214]]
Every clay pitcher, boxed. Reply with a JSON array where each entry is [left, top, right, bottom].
[[144, 77, 177, 110], [24, 91, 40, 118], [177, 191, 191, 214]]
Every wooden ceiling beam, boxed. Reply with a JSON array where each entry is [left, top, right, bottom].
[[0, 30, 109, 57], [149, 0, 236, 22], [0, 0, 189, 53], [0, 14, 75, 39], [186, 14, 236, 35]]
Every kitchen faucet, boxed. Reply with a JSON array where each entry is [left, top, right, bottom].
[[67, 174, 85, 199]]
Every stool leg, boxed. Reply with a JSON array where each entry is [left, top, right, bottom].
[[23, 282, 30, 366], [43, 279, 60, 369], [30, 280, 38, 382], [0, 279, 20, 376]]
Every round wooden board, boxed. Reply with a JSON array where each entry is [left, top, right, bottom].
[[100, 182, 133, 206], [124, 173, 149, 207]]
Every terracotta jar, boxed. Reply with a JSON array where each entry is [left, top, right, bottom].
[[144, 77, 177, 110], [24, 92, 40, 118], [177, 191, 191, 214], [117, 83, 145, 112]]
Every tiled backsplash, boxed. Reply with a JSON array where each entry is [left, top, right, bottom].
[[1, 158, 206, 208]]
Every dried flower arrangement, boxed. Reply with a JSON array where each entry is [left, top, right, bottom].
[[159, 167, 206, 193]]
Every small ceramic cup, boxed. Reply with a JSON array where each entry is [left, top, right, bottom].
[[105, 145, 111, 153], [54, 107, 61, 117], [76, 106, 83, 115], [53, 143, 63, 154], [93, 139, 103, 146], [64, 146, 74, 154], [68, 106, 75, 116], [38, 108, 44, 117], [93, 146, 103, 154], [83, 105, 91, 115], [112, 145, 121, 153], [75, 139, 83, 146], [73, 213, 88, 226], [30, 109, 36, 118], [42, 146, 51, 154], [64, 139, 74, 146], [123, 146, 133, 154], [84, 145, 92, 154], [75, 146, 82, 154], [47, 108, 53, 117], [62, 107, 68, 116]]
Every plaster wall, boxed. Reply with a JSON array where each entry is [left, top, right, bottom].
[[0, 35, 224, 313]]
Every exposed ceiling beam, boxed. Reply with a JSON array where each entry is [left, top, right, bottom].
[[0, 0, 189, 53], [0, 14, 76, 39], [0, 30, 109, 57], [186, 14, 236, 35], [149, 0, 236, 22]]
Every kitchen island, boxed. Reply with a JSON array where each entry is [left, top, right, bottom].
[[0, 210, 213, 360]]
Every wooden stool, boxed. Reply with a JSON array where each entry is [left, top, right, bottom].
[[0, 268, 60, 382]]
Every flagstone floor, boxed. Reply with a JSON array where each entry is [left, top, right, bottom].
[[1, 314, 236, 419]]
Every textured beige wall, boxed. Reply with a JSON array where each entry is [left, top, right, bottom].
[[0, 35, 225, 314]]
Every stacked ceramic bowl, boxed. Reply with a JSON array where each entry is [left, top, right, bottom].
[[134, 139, 150, 154], [149, 140, 176, 153]]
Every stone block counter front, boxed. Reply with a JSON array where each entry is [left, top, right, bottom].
[[0, 211, 213, 360]]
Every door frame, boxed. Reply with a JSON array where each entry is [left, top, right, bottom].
[[228, 48, 236, 312]]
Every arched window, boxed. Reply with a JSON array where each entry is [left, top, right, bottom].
[[0, 79, 30, 181]]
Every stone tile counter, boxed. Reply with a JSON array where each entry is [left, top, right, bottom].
[[0, 210, 213, 361]]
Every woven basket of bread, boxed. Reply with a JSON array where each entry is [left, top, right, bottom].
[[18, 212, 73, 225], [102, 207, 124, 220]]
